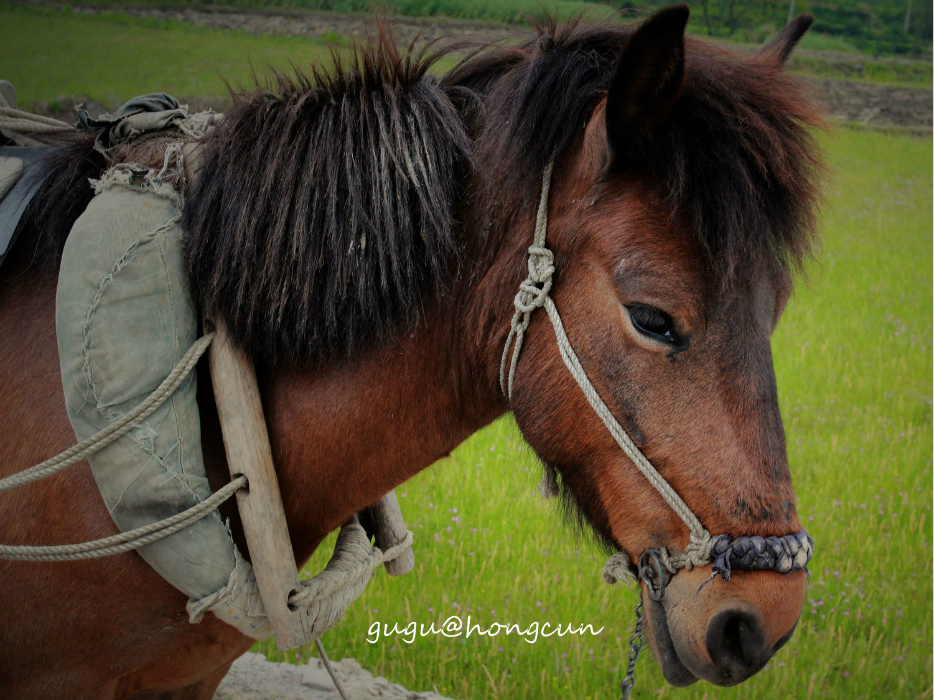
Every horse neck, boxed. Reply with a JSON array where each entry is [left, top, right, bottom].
[[254, 230, 517, 564]]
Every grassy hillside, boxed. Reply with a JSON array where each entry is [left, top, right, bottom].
[[3, 5, 930, 96], [0, 7, 337, 107], [51, 0, 934, 57]]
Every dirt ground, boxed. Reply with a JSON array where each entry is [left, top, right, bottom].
[[213, 653, 452, 700], [70, 3, 519, 46], [808, 77, 931, 131], [28, 3, 933, 132]]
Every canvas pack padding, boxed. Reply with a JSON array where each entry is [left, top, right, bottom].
[[55, 171, 240, 601], [47, 109, 413, 645]]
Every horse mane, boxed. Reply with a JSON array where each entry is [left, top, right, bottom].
[[12, 132, 106, 272], [184, 26, 473, 362], [446, 16, 824, 285], [18, 15, 822, 362]]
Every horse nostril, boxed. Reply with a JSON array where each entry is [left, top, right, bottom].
[[705, 610, 768, 682]]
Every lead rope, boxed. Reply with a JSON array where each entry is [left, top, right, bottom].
[[500, 162, 813, 700], [314, 639, 351, 700]]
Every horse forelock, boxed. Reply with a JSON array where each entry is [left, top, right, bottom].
[[454, 15, 825, 289]]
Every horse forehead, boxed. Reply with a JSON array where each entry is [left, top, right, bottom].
[[581, 183, 707, 277], [570, 186, 792, 337]]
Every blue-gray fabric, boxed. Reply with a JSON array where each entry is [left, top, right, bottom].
[[0, 146, 54, 265], [75, 93, 186, 151], [709, 530, 813, 582]]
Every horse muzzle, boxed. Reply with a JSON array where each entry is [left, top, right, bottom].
[[643, 566, 807, 687]]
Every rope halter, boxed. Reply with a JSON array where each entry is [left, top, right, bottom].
[[500, 161, 813, 591]]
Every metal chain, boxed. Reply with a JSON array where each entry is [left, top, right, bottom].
[[620, 601, 645, 700], [619, 550, 671, 698]]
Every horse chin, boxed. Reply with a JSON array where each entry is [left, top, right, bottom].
[[642, 592, 698, 687]]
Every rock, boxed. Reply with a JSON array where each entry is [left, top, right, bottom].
[[214, 652, 453, 700]]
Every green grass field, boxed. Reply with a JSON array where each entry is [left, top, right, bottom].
[[0, 7, 337, 107], [36, 0, 934, 58], [1, 7, 930, 699], [71, 0, 618, 26], [0, 5, 931, 95]]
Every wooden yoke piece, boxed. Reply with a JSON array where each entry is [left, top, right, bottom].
[[206, 316, 313, 649]]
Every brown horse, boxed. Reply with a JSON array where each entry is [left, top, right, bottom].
[[0, 6, 823, 698]]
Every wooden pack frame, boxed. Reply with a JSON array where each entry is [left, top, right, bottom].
[[206, 318, 415, 648], [206, 317, 313, 648]]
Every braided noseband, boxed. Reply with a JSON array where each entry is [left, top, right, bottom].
[[500, 162, 813, 589]]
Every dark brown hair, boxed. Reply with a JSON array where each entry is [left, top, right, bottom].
[[448, 16, 823, 283], [183, 29, 473, 362], [19, 15, 822, 361]]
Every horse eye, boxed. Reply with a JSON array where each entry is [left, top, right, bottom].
[[626, 304, 680, 346]]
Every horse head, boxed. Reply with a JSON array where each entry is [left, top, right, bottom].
[[478, 7, 823, 687]]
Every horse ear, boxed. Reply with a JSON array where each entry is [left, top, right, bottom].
[[760, 14, 814, 65], [605, 5, 689, 168]]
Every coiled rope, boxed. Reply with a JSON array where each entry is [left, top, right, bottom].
[[0, 105, 72, 134]]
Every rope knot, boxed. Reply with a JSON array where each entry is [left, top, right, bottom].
[[513, 247, 554, 316], [602, 551, 636, 585], [527, 244, 555, 284], [680, 532, 716, 570], [499, 244, 557, 395]]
